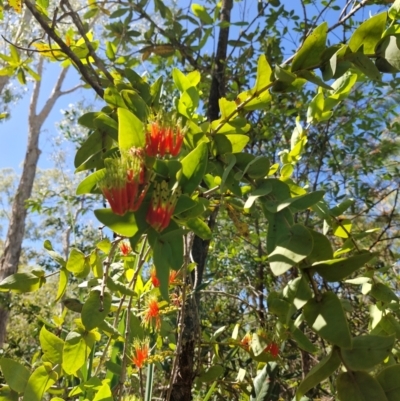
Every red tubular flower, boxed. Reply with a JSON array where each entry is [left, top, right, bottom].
[[119, 241, 131, 256], [145, 121, 184, 158], [150, 268, 160, 287], [98, 148, 151, 216], [146, 181, 181, 232], [132, 339, 149, 369], [264, 342, 279, 357], [169, 270, 178, 285], [143, 296, 161, 331]]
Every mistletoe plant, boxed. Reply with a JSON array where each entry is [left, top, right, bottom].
[[1, 1, 400, 401]]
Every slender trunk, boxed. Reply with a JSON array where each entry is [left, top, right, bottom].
[[170, 1, 233, 399], [0, 76, 9, 97], [0, 61, 70, 346]]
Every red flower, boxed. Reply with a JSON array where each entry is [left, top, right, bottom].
[[146, 121, 184, 157], [132, 339, 149, 369], [150, 268, 160, 287], [169, 270, 178, 284], [150, 268, 178, 287], [98, 148, 151, 216], [143, 296, 161, 331], [264, 342, 279, 358], [146, 181, 181, 232], [119, 241, 131, 256]]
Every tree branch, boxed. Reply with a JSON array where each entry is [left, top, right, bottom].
[[24, 0, 104, 98]]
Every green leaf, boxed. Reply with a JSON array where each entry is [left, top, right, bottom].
[[269, 224, 313, 275], [377, 365, 400, 401], [244, 180, 272, 210], [311, 251, 375, 282], [152, 239, 170, 301], [121, 90, 149, 121], [296, 349, 341, 401], [290, 324, 317, 353], [172, 68, 192, 92], [198, 366, 224, 383], [263, 208, 293, 254], [255, 54, 273, 92], [22, 364, 57, 401], [93, 113, 118, 141], [118, 108, 145, 150], [39, 326, 64, 366], [74, 130, 112, 170], [106, 277, 135, 296], [348, 12, 387, 54], [296, 69, 333, 89], [0, 272, 44, 293], [389, 0, 400, 20], [370, 283, 398, 303], [162, 231, 184, 269], [76, 169, 105, 195], [105, 41, 115, 60], [0, 358, 30, 393], [179, 142, 208, 194], [93, 381, 113, 401], [289, 191, 325, 212], [104, 87, 126, 109], [66, 248, 89, 278], [376, 35, 400, 71], [44, 240, 66, 267], [337, 371, 388, 401], [307, 229, 333, 264], [55, 267, 68, 302], [303, 291, 352, 349], [191, 3, 213, 24], [283, 276, 312, 309], [81, 290, 112, 331], [341, 335, 395, 371], [250, 362, 278, 401], [292, 22, 328, 71], [0, 386, 18, 401], [63, 332, 91, 375], [186, 217, 212, 240], [94, 209, 140, 237], [348, 52, 381, 81]]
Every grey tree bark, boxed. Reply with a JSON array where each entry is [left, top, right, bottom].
[[0, 60, 77, 346]]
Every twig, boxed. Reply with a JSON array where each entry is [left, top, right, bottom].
[[24, 0, 104, 98]]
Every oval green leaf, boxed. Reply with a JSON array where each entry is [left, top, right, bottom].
[[81, 290, 112, 331], [341, 335, 395, 371], [303, 291, 352, 349], [337, 371, 388, 401]]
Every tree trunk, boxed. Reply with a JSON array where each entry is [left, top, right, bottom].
[[170, 1, 233, 399], [0, 61, 71, 347]]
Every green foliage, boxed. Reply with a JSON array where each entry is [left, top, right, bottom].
[[2, 1, 400, 401]]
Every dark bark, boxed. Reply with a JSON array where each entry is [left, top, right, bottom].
[[170, 1, 233, 399]]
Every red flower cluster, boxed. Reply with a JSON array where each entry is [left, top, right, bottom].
[[143, 296, 161, 331], [146, 181, 181, 232], [132, 339, 149, 369], [119, 241, 131, 256], [99, 148, 151, 216], [150, 268, 160, 287], [146, 121, 184, 157], [264, 342, 279, 358], [150, 268, 179, 287]]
